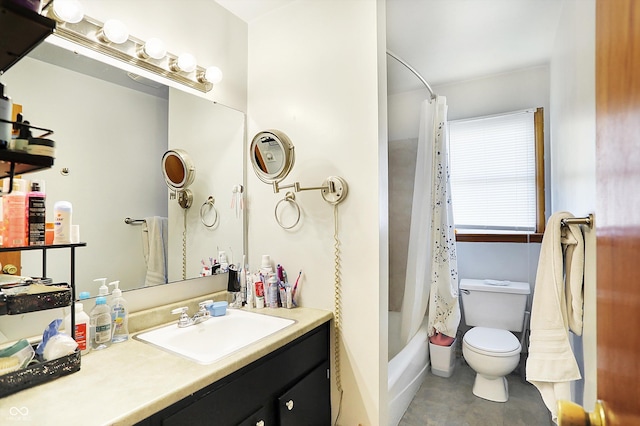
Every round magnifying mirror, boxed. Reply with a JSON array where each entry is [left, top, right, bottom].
[[162, 149, 195, 190], [250, 130, 295, 184]]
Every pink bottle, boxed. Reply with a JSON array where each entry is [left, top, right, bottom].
[[3, 178, 27, 247]]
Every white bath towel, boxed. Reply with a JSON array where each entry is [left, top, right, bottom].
[[142, 216, 168, 286], [526, 211, 584, 423]]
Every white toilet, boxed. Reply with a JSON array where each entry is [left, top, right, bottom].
[[460, 278, 530, 403]]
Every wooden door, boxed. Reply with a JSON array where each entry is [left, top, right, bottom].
[[595, 0, 640, 423]]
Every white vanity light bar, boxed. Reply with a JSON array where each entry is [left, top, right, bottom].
[[43, 7, 215, 93]]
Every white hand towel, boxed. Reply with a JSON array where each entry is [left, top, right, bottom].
[[142, 216, 168, 286]]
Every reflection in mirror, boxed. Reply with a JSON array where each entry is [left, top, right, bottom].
[[2, 39, 245, 296], [162, 149, 195, 190], [250, 130, 295, 184]]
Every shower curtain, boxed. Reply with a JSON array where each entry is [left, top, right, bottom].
[[400, 96, 460, 346]]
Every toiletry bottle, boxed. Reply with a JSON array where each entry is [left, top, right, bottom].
[[53, 200, 72, 244], [63, 295, 91, 355], [109, 281, 129, 343], [254, 274, 265, 309], [219, 251, 229, 273], [268, 273, 279, 308], [94, 277, 109, 297], [2, 179, 27, 247], [89, 296, 112, 351], [14, 119, 31, 151], [0, 83, 12, 148], [27, 180, 45, 246]]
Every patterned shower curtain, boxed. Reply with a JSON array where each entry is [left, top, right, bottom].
[[400, 96, 460, 346]]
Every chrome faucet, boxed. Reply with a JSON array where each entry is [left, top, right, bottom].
[[171, 300, 213, 328]]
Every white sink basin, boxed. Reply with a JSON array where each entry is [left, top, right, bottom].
[[135, 309, 295, 364]]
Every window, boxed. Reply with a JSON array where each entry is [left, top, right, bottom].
[[448, 108, 544, 242]]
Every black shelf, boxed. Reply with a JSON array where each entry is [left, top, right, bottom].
[[0, 242, 86, 252], [0, 149, 54, 178], [0, 0, 56, 73]]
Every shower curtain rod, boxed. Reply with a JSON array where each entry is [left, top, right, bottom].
[[386, 49, 437, 101]]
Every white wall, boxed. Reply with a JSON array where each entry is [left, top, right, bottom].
[[388, 66, 549, 301], [549, 0, 596, 410], [247, 1, 384, 424]]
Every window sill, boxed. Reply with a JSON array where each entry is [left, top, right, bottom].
[[455, 233, 543, 243]]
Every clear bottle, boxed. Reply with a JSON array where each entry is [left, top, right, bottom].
[[2, 179, 27, 247], [89, 297, 112, 351], [27, 180, 46, 246], [109, 280, 128, 343]]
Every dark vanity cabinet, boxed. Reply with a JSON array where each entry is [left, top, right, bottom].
[[140, 321, 331, 426]]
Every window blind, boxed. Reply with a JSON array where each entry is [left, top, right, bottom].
[[448, 109, 536, 232]]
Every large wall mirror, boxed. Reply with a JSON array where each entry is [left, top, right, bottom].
[[1, 37, 245, 296]]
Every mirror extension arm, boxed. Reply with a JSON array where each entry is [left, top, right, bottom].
[[273, 176, 348, 205]]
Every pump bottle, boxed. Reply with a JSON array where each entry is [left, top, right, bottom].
[[94, 277, 108, 297], [109, 280, 129, 343]]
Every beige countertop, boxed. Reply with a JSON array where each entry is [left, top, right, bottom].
[[0, 294, 333, 425]]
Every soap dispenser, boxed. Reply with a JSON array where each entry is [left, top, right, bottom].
[[109, 281, 129, 343], [94, 278, 109, 297]]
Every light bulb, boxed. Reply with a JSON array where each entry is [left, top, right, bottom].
[[138, 38, 166, 60], [205, 66, 223, 84], [172, 53, 197, 73], [198, 66, 223, 84], [51, 0, 84, 24], [100, 19, 129, 44]]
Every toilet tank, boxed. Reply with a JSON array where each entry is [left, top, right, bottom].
[[460, 279, 530, 332]]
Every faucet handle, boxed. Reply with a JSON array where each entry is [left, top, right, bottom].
[[171, 307, 189, 315], [197, 300, 213, 318], [198, 300, 213, 310], [171, 307, 191, 327]]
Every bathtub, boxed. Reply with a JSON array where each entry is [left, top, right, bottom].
[[388, 311, 430, 426]]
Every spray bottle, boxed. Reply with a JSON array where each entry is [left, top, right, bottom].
[[109, 281, 128, 343]]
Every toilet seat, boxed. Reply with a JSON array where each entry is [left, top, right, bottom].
[[463, 327, 521, 357]]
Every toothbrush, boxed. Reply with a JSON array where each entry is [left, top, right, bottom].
[[292, 270, 302, 305]]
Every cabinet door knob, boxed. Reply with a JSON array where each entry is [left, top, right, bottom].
[[256, 421, 264, 426], [285, 400, 294, 411]]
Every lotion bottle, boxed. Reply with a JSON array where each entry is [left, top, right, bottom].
[[109, 281, 129, 343]]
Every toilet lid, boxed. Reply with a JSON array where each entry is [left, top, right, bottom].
[[464, 327, 520, 354]]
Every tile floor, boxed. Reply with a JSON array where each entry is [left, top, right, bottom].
[[399, 358, 553, 425]]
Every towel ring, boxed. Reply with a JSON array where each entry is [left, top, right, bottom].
[[275, 192, 301, 230], [200, 196, 219, 228]]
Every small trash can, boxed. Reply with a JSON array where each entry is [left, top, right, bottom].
[[429, 338, 456, 378]]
